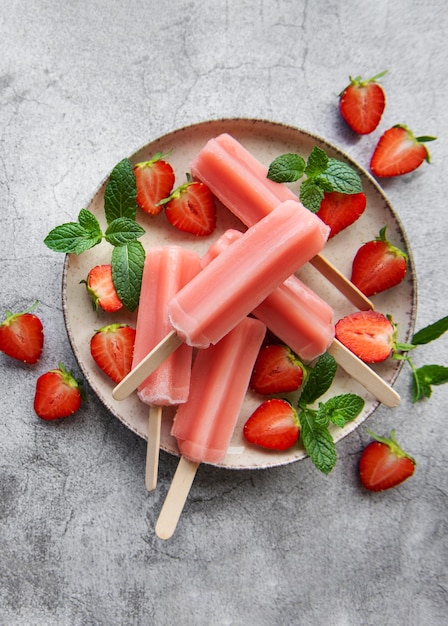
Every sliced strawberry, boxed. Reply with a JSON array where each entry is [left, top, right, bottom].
[[370, 125, 436, 177], [0, 302, 44, 364], [134, 153, 175, 216], [34, 363, 84, 420], [82, 264, 123, 313], [90, 323, 136, 383], [317, 191, 366, 238], [243, 398, 300, 451], [335, 310, 395, 363], [351, 226, 408, 296], [163, 175, 216, 236], [359, 429, 416, 491], [339, 71, 387, 135], [250, 344, 304, 395]]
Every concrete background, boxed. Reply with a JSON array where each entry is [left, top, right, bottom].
[[1, 1, 447, 624]]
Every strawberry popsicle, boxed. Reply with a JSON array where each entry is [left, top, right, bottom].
[[132, 245, 202, 490], [156, 317, 266, 539]]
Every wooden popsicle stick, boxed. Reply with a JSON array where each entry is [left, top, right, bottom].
[[310, 254, 374, 311], [145, 405, 163, 491], [155, 456, 199, 540], [328, 339, 400, 408], [112, 331, 183, 401]]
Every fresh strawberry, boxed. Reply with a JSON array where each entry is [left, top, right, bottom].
[[90, 323, 136, 383], [162, 175, 216, 236], [317, 191, 366, 238], [82, 264, 123, 313], [351, 226, 408, 296], [359, 429, 416, 491], [339, 71, 387, 135], [34, 363, 85, 420], [335, 310, 395, 363], [370, 125, 436, 177], [0, 302, 44, 364], [250, 344, 304, 395], [134, 153, 175, 216], [243, 398, 300, 451]]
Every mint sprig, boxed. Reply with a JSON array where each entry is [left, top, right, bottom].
[[267, 146, 363, 213]]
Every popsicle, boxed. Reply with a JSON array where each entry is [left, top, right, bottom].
[[112, 199, 330, 400], [155, 316, 266, 540], [132, 245, 202, 490], [190, 132, 373, 311]]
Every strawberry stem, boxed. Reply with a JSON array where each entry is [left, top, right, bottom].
[[365, 428, 415, 463]]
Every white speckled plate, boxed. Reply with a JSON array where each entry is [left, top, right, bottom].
[[62, 118, 416, 469]]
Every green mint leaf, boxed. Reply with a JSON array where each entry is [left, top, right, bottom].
[[304, 146, 328, 178], [78, 209, 101, 234], [300, 408, 336, 474], [299, 179, 325, 213], [105, 217, 146, 246], [318, 394, 365, 429], [111, 241, 145, 312], [267, 153, 306, 183], [318, 158, 363, 194], [299, 353, 337, 406], [44, 221, 102, 254], [412, 364, 448, 402], [412, 315, 448, 346], [104, 158, 138, 224]]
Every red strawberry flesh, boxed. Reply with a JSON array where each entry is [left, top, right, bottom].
[[243, 398, 300, 451], [335, 310, 395, 363], [0, 305, 44, 364]]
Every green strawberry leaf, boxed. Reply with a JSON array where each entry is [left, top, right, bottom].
[[104, 158, 138, 224], [299, 179, 325, 213], [411, 315, 448, 346], [111, 241, 145, 312], [304, 146, 328, 178], [299, 353, 337, 406], [266, 153, 306, 183], [299, 408, 337, 474], [317, 394, 365, 429], [412, 364, 448, 403], [105, 217, 146, 246]]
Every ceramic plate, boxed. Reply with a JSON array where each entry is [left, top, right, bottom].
[[62, 118, 416, 469]]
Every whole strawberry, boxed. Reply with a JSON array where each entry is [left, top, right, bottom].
[[90, 323, 136, 384], [316, 191, 366, 238], [370, 125, 436, 177], [82, 264, 123, 313], [134, 152, 175, 216], [335, 310, 396, 363], [34, 363, 85, 420], [0, 302, 44, 364], [162, 174, 216, 236], [250, 344, 304, 395], [351, 226, 408, 296], [339, 71, 387, 135], [359, 429, 416, 491], [243, 398, 300, 451]]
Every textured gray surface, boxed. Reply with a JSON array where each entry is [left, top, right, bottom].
[[1, 1, 447, 625]]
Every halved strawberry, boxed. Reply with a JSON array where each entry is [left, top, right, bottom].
[[34, 363, 84, 420], [316, 191, 366, 238], [339, 71, 387, 135], [90, 323, 136, 384], [82, 264, 123, 313], [243, 398, 300, 451], [162, 175, 216, 236], [335, 310, 395, 363], [0, 302, 44, 364], [250, 344, 304, 395], [351, 226, 408, 296], [134, 153, 175, 215], [370, 125, 436, 177], [359, 429, 416, 491]]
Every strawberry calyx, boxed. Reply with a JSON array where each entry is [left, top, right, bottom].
[[376, 225, 408, 262], [157, 173, 194, 206], [134, 150, 173, 169], [392, 124, 437, 163], [52, 362, 87, 401], [349, 69, 388, 87], [1, 300, 40, 326], [94, 322, 128, 334], [365, 428, 416, 465]]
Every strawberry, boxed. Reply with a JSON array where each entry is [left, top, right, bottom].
[[82, 264, 123, 313], [370, 125, 436, 177], [90, 323, 136, 384], [359, 429, 416, 491], [34, 363, 85, 420], [162, 175, 216, 236], [0, 302, 44, 364], [316, 191, 366, 238], [250, 344, 304, 395], [243, 398, 300, 451], [351, 226, 408, 296], [339, 71, 387, 135], [335, 310, 396, 363], [134, 152, 175, 215]]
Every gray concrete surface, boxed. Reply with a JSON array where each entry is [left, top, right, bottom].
[[1, 1, 447, 624]]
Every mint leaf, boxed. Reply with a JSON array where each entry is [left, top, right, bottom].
[[299, 179, 325, 213], [304, 146, 328, 178], [111, 241, 145, 312], [412, 364, 448, 402], [300, 409, 336, 474], [44, 211, 103, 254], [105, 217, 146, 246], [318, 394, 364, 429], [78, 208, 101, 233], [267, 153, 306, 183], [104, 158, 138, 224], [299, 353, 337, 406], [318, 158, 363, 194], [412, 315, 448, 346]]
